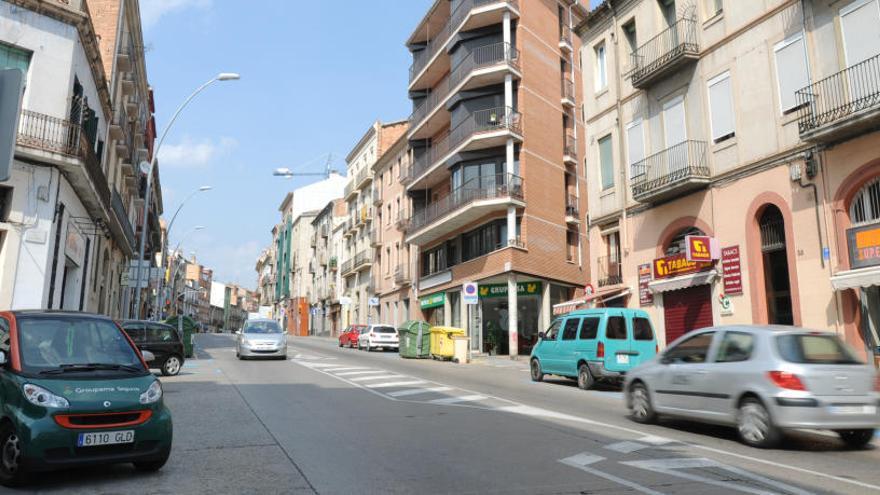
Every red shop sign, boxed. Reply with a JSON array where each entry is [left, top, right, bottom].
[[653, 253, 712, 279], [721, 245, 743, 295]]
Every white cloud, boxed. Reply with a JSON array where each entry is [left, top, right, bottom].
[[157, 136, 237, 168], [141, 0, 212, 28]]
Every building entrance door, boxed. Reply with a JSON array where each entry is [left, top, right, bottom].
[[468, 303, 482, 353], [662, 284, 713, 345]]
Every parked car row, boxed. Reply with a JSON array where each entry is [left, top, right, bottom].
[[338, 324, 399, 352]]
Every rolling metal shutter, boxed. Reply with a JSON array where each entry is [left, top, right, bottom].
[[662, 285, 713, 345]]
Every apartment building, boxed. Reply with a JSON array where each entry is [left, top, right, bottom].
[[404, 0, 589, 356], [255, 246, 275, 311], [576, 0, 880, 364], [371, 132, 416, 328], [183, 259, 211, 324], [289, 211, 317, 336], [0, 0, 147, 315], [310, 199, 347, 336], [341, 120, 407, 326]]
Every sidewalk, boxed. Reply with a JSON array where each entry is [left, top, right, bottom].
[[469, 354, 530, 371]]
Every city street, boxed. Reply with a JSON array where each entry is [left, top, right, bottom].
[[17, 333, 880, 494]]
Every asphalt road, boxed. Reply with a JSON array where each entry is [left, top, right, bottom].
[[17, 333, 880, 494]]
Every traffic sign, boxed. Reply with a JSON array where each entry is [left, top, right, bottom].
[[462, 282, 478, 305], [368, 297, 379, 307]]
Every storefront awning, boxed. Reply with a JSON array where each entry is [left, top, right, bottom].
[[648, 270, 717, 294], [830, 266, 880, 291], [552, 287, 631, 315]]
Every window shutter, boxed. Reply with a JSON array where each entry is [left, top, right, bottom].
[[708, 72, 735, 141], [598, 135, 614, 190], [774, 34, 810, 113], [626, 120, 645, 178]]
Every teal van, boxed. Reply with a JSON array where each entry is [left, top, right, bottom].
[[0, 311, 173, 486], [530, 308, 658, 389]]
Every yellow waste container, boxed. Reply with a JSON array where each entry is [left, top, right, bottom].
[[430, 326, 465, 360]]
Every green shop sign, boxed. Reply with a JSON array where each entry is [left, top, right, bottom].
[[478, 282, 542, 299], [420, 292, 446, 309]]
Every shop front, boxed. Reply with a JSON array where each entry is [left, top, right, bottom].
[[831, 221, 880, 366], [419, 292, 445, 326], [476, 281, 543, 355], [647, 253, 717, 346]]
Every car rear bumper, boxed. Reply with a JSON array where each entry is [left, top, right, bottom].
[[770, 396, 880, 430], [367, 339, 399, 349], [587, 361, 625, 381]]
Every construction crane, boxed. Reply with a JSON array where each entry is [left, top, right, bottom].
[[272, 153, 337, 179]]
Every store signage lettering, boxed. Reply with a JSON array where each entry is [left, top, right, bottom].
[[420, 292, 445, 309], [478, 282, 542, 299], [721, 245, 743, 295], [685, 235, 713, 262], [638, 263, 653, 306], [848, 224, 880, 269], [653, 254, 712, 279]]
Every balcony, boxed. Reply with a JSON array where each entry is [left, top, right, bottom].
[[341, 259, 354, 275], [410, 106, 523, 189], [116, 41, 133, 73], [372, 186, 383, 205], [561, 77, 575, 107], [355, 167, 373, 190], [111, 188, 136, 251], [394, 264, 411, 286], [565, 194, 579, 223], [329, 257, 338, 271], [320, 223, 329, 238], [342, 219, 353, 237], [343, 180, 356, 200], [16, 109, 112, 223], [399, 163, 413, 186], [395, 210, 410, 232], [409, 0, 520, 90], [628, 16, 698, 89], [597, 255, 622, 287], [370, 227, 382, 247], [407, 173, 524, 246], [563, 132, 577, 165], [796, 52, 880, 143], [559, 24, 573, 53], [353, 250, 373, 272], [409, 41, 520, 139], [631, 140, 710, 204]]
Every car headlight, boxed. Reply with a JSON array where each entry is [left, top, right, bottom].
[[23, 383, 69, 409], [139, 380, 163, 405]]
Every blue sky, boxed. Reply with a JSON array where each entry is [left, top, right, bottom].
[[143, 0, 600, 288]]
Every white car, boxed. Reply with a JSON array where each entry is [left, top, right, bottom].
[[358, 324, 399, 352]]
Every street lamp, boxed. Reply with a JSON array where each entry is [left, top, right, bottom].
[[154, 187, 212, 318], [132, 72, 239, 319]]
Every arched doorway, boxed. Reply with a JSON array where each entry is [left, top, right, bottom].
[[758, 205, 793, 325], [658, 226, 714, 345], [848, 177, 880, 359]]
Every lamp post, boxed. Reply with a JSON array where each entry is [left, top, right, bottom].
[[131, 72, 239, 319], [154, 187, 211, 319]]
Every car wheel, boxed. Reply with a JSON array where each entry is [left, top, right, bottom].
[[836, 429, 875, 449], [737, 397, 781, 448], [0, 423, 27, 487], [133, 447, 171, 472], [530, 359, 544, 382], [629, 382, 657, 424], [338, 340, 343, 347], [577, 363, 595, 390], [161, 355, 182, 376]]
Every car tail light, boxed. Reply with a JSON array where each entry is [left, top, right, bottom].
[[767, 371, 806, 391], [597, 341, 605, 359], [655, 344, 659, 354]]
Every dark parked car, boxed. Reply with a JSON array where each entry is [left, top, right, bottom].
[[120, 320, 186, 376]]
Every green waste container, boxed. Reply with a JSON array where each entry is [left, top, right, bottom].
[[430, 326, 465, 360], [164, 315, 196, 358], [398, 320, 431, 359]]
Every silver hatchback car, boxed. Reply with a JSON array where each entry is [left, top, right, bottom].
[[625, 325, 879, 448], [236, 319, 288, 360]]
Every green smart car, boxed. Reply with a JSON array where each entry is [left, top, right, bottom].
[[0, 311, 173, 486]]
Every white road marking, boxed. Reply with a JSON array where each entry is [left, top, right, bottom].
[[623, 458, 814, 495], [638, 435, 674, 446], [605, 441, 649, 454], [428, 395, 487, 405], [322, 367, 369, 372], [365, 381, 427, 389], [349, 374, 403, 382], [335, 370, 384, 376], [387, 387, 454, 397], [299, 362, 338, 368], [559, 453, 666, 495]]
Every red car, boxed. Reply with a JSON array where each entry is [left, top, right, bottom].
[[338, 325, 366, 348]]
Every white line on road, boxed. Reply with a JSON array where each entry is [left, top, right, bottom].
[[365, 381, 427, 389], [622, 458, 814, 495], [387, 387, 454, 397], [321, 367, 369, 372], [299, 362, 338, 368], [559, 453, 666, 495], [334, 370, 384, 376], [349, 374, 403, 382], [605, 441, 650, 454], [428, 395, 487, 405]]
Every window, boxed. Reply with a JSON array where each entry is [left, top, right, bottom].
[[664, 331, 715, 364], [566, 228, 578, 262], [545, 320, 562, 340], [0, 43, 31, 74], [715, 331, 754, 362], [849, 177, 880, 226], [562, 318, 580, 340], [626, 120, 645, 180], [594, 42, 607, 90], [776, 333, 862, 364], [665, 227, 705, 256], [598, 134, 614, 190], [622, 21, 637, 53], [579, 317, 600, 340], [387, 204, 392, 225], [147, 324, 176, 343], [632, 317, 654, 341], [706, 0, 723, 17], [421, 244, 447, 276], [707, 72, 735, 143], [773, 33, 810, 114], [605, 316, 626, 339]]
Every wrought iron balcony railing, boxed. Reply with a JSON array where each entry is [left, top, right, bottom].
[[395, 210, 410, 231], [563, 132, 577, 160], [597, 255, 622, 287], [565, 194, 579, 218], [341, 259, 353, 275], [411, 106, 522, 181], [796, 52, 880, 140], [353, 250, 373, 271], [394, 264, 411, 285], [409, 173, 524, 232], [628, 16, 698, 88], [410, 42, 519, 131], [111, 188, 136, 250], [562, 77, 575, 103], [630, 140, 709, 203], [399, 163, 413, 185], [372, 186, 383, 205]]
